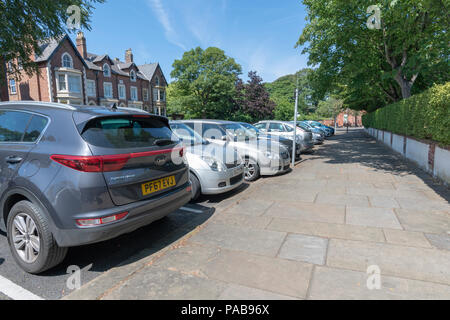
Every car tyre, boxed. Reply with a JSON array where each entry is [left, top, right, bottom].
[[189, 173, 201, 201], [244, 158, 260, 182], [7, 200, 68, 274]]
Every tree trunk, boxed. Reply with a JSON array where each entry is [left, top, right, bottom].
[[395, 77, 413, 99]]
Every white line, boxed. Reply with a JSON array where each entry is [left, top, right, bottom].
[[179, 206, 205, 214], [0, 275, 44, 300]]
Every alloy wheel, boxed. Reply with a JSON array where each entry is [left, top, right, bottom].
[[244, 160, 256, 180], [12, 213, 40, 263]]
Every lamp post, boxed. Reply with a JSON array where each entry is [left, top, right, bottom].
[[292, 75, 299, 167]]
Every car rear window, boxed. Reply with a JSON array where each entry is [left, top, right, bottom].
[[81, 116, 176, 149]]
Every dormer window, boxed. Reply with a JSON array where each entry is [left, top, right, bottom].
[[103, 64, 111, 77], [62, 53, 73, 68], [130, 70, 136, 82]]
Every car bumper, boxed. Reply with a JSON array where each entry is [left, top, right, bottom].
[[260, 157, 291, 176], [197, 165, 245, 195], [53, 183, 192, 247]]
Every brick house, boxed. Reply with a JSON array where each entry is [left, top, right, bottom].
[[2, 32, 167, 115]]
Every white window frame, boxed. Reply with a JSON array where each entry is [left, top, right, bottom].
[[9, 79, 17, 94], [103, 82, 113, 98], [61, 53, 73, 68], [103, 64, 111, 77], [130, 86, 138, 101], [55, 72, 82, 94], [118, 84, 126, 100], [130, 70, 136, 82], [143, 88, 149, 101], [86, 79, 96, 97]]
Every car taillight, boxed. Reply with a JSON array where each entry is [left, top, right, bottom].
[[76, 212, 129, 227], [50, 155, 130, 172], [50, 147, 184, 172]]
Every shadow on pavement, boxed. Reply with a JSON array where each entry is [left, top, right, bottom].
[[40, 204, 215, 276], [303, 128, 449, 202], [194, 182, 250, 204]]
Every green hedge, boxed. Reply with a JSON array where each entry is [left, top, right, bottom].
[[362, 82, 450, 146]]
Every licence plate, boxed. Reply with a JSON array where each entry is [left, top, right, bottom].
[[141, 176, 176, 196]]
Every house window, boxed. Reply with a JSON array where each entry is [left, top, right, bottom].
[[68, 75, 81, 93], [143, 88, 149, 101], [103, 64, 111, 77], [118, 84, 126, 100], [104, 82, 113, 98], [9, 79, 17, 94], [130, 86, 138, 101], [130, 70, 136, 82], [86, 80, 96, 97], [159, 90, 165, 102], [153, 88, 158, 102], [58, 74, 66, 91], [155, 76, 160, 86], [62, 53, 73, 68]]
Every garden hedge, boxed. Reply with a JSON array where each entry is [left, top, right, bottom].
[[362, 82, 450, 146]]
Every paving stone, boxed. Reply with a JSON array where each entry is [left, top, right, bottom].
[[327, 239, 450, 285], [189, 223, 286, 257], [225, 198, 274, 217], [202, 249, 313, 299], [267, 218, 386, 243], [394, 208, 450, 234], [369, 196, 400, 209], [212, 213, 273, 229], [102, 267, 227, 300], [346, 207, 402, 229], [264, 202, 345, 224], [218, 284, 299, 300], [254, 184, 318, 202], [395, 197, 450, 211], [425, 233, 450, 251], [278, 234, 328, 265], [308, 266, 450, 300], [383, 229, 431, 248], [316, 193, 370, 207]]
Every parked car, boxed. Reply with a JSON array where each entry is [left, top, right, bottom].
[[181, 120, 291, 181], [254, 120, 314, 153], [0, 101, 192, 273], [298, 121, 325, 144], [170, 121, 244, 200], [304, 120, 335, 137], [239, 122, 302, 160]]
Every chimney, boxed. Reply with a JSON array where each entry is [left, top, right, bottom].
[[76, 31, 87, 59], [125, 48, 133, 63]]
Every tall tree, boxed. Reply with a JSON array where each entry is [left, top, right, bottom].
[[297, 0, 449, 108], [234, 71, 276, 122], [265, 68, 318, 120], [1, 0, 104, 80], [169, 47, 242, 119]]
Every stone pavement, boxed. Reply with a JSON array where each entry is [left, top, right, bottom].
[[66, 129, 450, 300]]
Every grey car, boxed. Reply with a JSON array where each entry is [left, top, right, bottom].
[[254, 120, 314, 153], [170, 121, 244, 200], [182, 120, 291, 181], [0, 101, 191, 273]]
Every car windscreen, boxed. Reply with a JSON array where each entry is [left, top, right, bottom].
[[223, 123, 257, 140], [170, 122, 208, 146], [81, 116, 178, 149]]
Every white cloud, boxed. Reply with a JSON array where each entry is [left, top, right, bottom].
[[147, 0, 186, 50]]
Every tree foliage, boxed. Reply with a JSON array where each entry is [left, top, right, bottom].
[[233, 71, 275, 122], [0, 0, 104, 80], [265, 68, 318, 120], [169, 47, 242, 119], [297, 0, 450, 111]]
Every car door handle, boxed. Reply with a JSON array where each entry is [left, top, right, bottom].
[[6, 156, 23, 164]]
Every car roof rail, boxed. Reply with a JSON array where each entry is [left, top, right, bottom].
[[0, 101, 77, 111]]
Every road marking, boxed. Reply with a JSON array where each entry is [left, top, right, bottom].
[[180, 206, 205, 214], [0, 275, 44, 300]]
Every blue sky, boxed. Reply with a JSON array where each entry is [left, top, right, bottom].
[[73, 0, 309, 83]]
